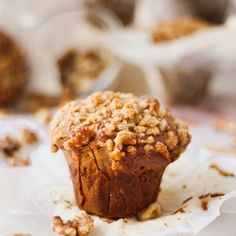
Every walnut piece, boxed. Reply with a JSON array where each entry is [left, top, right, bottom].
[[137, 202, 162, 221], [52, 214, 94, 236], [22, 128, 39, 145]]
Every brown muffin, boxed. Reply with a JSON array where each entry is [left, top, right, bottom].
[[50, 91, 190, 219], [0, 31, 28, 106], [57, 49, 107, 100], [152, 17, 211, 43]]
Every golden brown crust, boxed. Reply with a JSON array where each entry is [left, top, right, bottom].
[[0, 31, 28, 106], [50, 91, 191, 218], [51, 91, 190, 162]]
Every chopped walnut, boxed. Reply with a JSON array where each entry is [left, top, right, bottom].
[[137, 202, 162, 221], [127, 146, 137, 154], [22, 128, 38, 145], [52, 214, 94, 236], [51, 92, 190, 162], [0, 135, 30, 167], [0, 136, 21, 157]]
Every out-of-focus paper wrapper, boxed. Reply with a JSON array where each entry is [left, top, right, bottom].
[[0, 3, 122, 97], [102, 0, 236, 104], [0, 116, 236, 235]]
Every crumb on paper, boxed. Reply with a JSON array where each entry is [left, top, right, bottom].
[[209, 163, 234, 177], [123, 219, 128, 223], [173, 207, 186, 214], [182, 196, 193, 205], [52, 214, 94, 236], [64, 200, 73, 209], [22, 128, 39, 145], [103, 218, 114, 224], [0, 136, 30, 167], [35, 108, 52, 126], [214, 118, 236, 135], [199, 193, 225, 211], [182, 184, 187, 189], [163, 222, 169, 227], [137, 202, 162, 221]]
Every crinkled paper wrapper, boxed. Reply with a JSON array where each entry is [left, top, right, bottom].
[[0, 116, 236, 235]]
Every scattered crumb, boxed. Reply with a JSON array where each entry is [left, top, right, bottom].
[[182, 196, 193, 205], [123, 219, 128, 223], [35, 108, 52, 126], [103, 219, 114, 224], [209, 163, 234, 177], [0, 135, 30, 167], [22, 128, 39, 145], [177, 218, 181, 220], [199, 193, 225, 211], [52, 214, 94, 236], [199, 195, 210, 211], [199, 193, 225, 199], [137, 202, 162, 221], [64, 200, 73, 209], [173, 207, 186, 214], [182, 185, 187, 189], [214, 118, 236, 135]]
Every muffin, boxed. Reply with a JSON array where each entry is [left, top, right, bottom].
[[50, 91, 190, 219], [160, 67, 212, 105], [57, 49, 107, 100], [151, 18, 212, 105], [152, 17, 211, 43], [0, 31, 28, 106]]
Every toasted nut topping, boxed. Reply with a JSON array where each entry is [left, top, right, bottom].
[[137, 202, 162, 221]]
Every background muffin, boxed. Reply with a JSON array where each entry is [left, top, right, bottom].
[[51, 91, 190, 219], [0, 31, 28, 106]]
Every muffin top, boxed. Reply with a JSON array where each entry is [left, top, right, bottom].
[[51, 91, 190, 161], [152, 17, 211, 43]]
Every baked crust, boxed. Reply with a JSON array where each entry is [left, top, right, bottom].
[[51, 91, 190, 218]]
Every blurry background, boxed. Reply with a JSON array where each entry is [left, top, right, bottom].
[[0, 0, 235, 122]]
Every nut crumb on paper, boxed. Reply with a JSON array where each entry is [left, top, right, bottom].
[[137, 202, 162, 221], [52, 214, 94, 236], [0, 136, 30, 167], [209, 163, 234, 177], [22, 128, 39, 145], [173, 207, 186, 214], [199, 193, 225, 211]]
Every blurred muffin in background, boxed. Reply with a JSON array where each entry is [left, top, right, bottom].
[[0, 31, 28, 106], [151, 17, 213, 105], [160, 67, 212, 105], [82, 0, 136, 25], [57, 49, 108, 101], [152, 17, 211, 43]]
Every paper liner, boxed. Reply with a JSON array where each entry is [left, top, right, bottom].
[[0, 116, 236, 235]]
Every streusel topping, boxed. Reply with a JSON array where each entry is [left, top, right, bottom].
[[51, 91, 190, 161]]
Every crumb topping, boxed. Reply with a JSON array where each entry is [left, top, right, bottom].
[[51, 91, 190, 161], [152, 17, 210, 43], [52, 214, 94, 236]]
